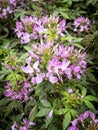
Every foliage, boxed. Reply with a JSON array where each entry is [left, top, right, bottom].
[[0, 0, 98, 130]]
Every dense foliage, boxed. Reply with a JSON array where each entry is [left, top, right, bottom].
[[0, 0, 98, 130]]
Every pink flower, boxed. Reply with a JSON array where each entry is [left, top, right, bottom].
[[22, 119, 36, 127], [46, 72, 58, 83], [72, 119, 78, 126], [69, 110, 98, 130], [68, 126, 79, 130], [11, 119, 35, 130], [20, 126, 27, 130], [11, 122, 18, 130], [15, 16, 67, 44], [5, 82, 33, 102], [20, 32, 31, 44], [73, 16, 91, 33], [31, 73, 45, 84], [21, 65, 34, 74]]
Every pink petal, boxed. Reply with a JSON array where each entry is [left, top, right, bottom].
[[21, 65, 33, 73], [48, 110, 53, 118], [49, 76, 58, 83]]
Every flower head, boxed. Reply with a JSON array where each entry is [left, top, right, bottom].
[[5, 82, 33, 102], [73, 16, 91, 33], [68, 110, 98, 130], [15, 16, 67, 44]]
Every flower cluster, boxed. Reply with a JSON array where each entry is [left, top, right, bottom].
[[21, 41, 86, 84], [15, 16, 66, 44], [73, 16, 91, 33], [0, 0, 24, 19], [68, 110, 98, 130], [5, 82, 33, 102], [12, 118, 35, 130]]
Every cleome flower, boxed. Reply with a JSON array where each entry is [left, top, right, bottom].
[[73, 16, 91, 33], [21, 40, 86, 84], [0, 0, 24, 19], [68, 110, 98, 130], [15, 16, 67, 44], [11, 118, 35, 130], [5, 81, 33, 102]]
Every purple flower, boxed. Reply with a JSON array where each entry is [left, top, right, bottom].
[[83, 110, 90, 120], [69, 110, 98, 130], [20, 127, 27, 130], [15, 16, 67, 44], [32, 0, 38, 1], [22, 119, 36, 127], [68, 88, 73, 94], [5, 82, 33, 102], [20, 32, 31, 44], [31, 73, 45, 84], [11, 119, 35, 130], [68, 126, 79, 130], [46, 72, 58, 83], [47, 58, 61, 74], [73, 16, 91, 33], [11, 122, 18, 130], [21, 65, 34, 74], [22, 42, 86, 84], [0, 0, 25, 19], [72, 119, 78, 126], [89, 111, 95, 120], [21, 58, 40, 74]]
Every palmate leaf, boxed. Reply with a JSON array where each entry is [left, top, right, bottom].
[[45, 113, 53, 128], [36, 108, 51, 117], [82, 87, 87, 96], [63, 111, 71, 130], [74, 43, 84, 49], [40, 99, 52, 108], [0, 98, 10, 106], [24, 45, 32, 51], [4, 100, 23, 118], [60, 12, 70, 19], [85, 95, 98, 102], [55, 108, 67, 115], [84, 99, 96, 112]]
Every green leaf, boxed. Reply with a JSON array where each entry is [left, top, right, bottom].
[[19, 53, 29, 60], [84, 100, 96, 111], [60, 12, 70, 19], [46, 114, 53, 128], [74, 43, 84, 49], [85, 95, 98, 102], [0, 98, 10, 106], [60, 91, 69, 97], [70, 109, 77, 117], [63, 112, 71, 130], [24, 45, 32, 51], [15, 74, 23, 81], [36, 108, 51, 117], [55, 109, 67, 115], [40, 99, 51, 108], [86, 72, 97, 82], [5, 73, 14, 80], [74, 37, 83, 42], [82, 87, 87, 96]]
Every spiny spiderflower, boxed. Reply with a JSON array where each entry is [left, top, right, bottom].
[[21, 40, 86, 84], [68, 110, 98, 130], [11, 119, 35, 130], [0, 0, 24, 19], [5, 82, 33, 102], [73, 16, 91, 33], [15, 16, 67, 44]]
